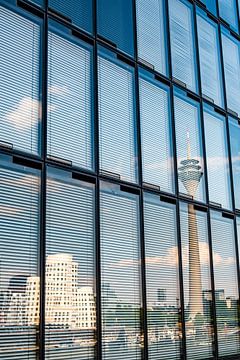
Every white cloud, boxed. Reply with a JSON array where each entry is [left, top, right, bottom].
[[48, 85, 70, 96]]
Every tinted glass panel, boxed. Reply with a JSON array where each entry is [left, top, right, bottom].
[[97, 0, 134, 56], [0, 6, 40, 155], [45, 168, 95, 359], [197, 10, 223, 107], [48, 0, 92, 33], [203, 105, 232, 210], [0, 159, 40, 359], [169, 0, 197, 92], [218, 0, 238, 32], [174, 90, 205, 202], [200, 0, 217, 15], [136, 0, 168, 75], [210, 211, 239, 356], [98, 49, 138, 183], [47, 31, 93, 170], [139, 72, 174, 193], [100, 182, 141, 359], [180, 203, 213, 359], [144, 194, 181, 359], [229, 118, 240, 210], [221, 29, 240, 116]]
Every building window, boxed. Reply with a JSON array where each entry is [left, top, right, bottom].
[[100, 182, 141, 359], [136, 0, 168, 75], [98, 48, 138, 183], [168, 0, 198, 92], [144, 193, 181, 359], [229, 118, 240, 210], [197, 8, 223, 107], [218, 0, 238, 33], [203, 104, 232, 210], [0, 6, 41, 155], [47, 27, 94, 170], [139, 70, 174, 193]]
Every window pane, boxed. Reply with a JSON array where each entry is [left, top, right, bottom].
[[180, 203, 213, 359], [98, 50, 138, 183], [0, 159, 40, 359], [169, 0, 197, 92], [47, 31, 93, 170], [144, 194, 181, 359], [0, 7, 41, 155], [45, 168, 95, 359], [136, 0, 168, 75], [218, 0, 238, 32], [221, 29, 240, 116], [97, 0, 134, 56], [100, 182, 141, 360], [229, 118, 240, 210], [210, 211, 239, 357], [174, 90, 205, 202], [139, 72, 174, 193], [203, 105, 232, 210], [200, 0, 217, 15], [48, 0, 92, 33], [197, 10, 223, 107]]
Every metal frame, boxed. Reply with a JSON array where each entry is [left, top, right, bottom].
[[1, 0, 240, 359]]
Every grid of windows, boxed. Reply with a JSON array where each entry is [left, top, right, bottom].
[[1, 0, 240, 359]]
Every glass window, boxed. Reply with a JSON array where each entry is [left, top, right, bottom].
[[168, 0, 198, 92], [47, 29, 93, 170], [0, 6, 41, 155], [48, 0, 92, 33], [98, 48, 138, 183], [197, 9, 223, 107], [144, 194, 181, 359], [203, 105, 232, 210], [100, 182, 141, 359], [200, 0, 217, 15], [229, 118, 240, 210], [180, 203, 213, 359], [0, 158, 40, 358], [97, 0, 134, 56], [218, 0, 238, 33], [45, 168, 95, 359], [221, 28, 240, 116], [139, 70, 174, 193], [210, 211, 239, 357], [174, 89, 205, 202], [136, 0, 168, 75]]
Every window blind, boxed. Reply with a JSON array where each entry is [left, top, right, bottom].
[[98, 54, 138, 183], [0, 161, 40, 359], [47, 32, 93, 170], [229, 118, 240, 210], [139, 76, 174, 192], [136, 0, 167, 75], [0, 6, 40, 155], [144, 194, 181, 359], [45, 169, 95, 359], [100, 183, 141, 360], [218, 0, 238, 32]]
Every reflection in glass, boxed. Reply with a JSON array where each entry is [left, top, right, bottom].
[[180, 203, 213, 359], [168, 0, 197, 92], [47, 31, 93, 170], [197, 10, 223, 107], [174, 91, 205, 202], [221, 30, 240, 116], [136, 0, 168, 75], [98, 51, 138, 183], [45, 169, 95, 359], [0, 6, 40, 155], [100, 182, 141, 359], [218, 0, 238, 32], [210, 211, 239, 357], [229, 118, 240, 210], [139, 74, 174, 193], [0, 160, 40, 359], [203, 106, 232, 210], [144, 194, 181, 359]]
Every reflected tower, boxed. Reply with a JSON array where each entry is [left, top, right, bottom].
[[178, 132, 203, 319]]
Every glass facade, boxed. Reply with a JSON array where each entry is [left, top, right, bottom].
[[1, 0, 240, 359]]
